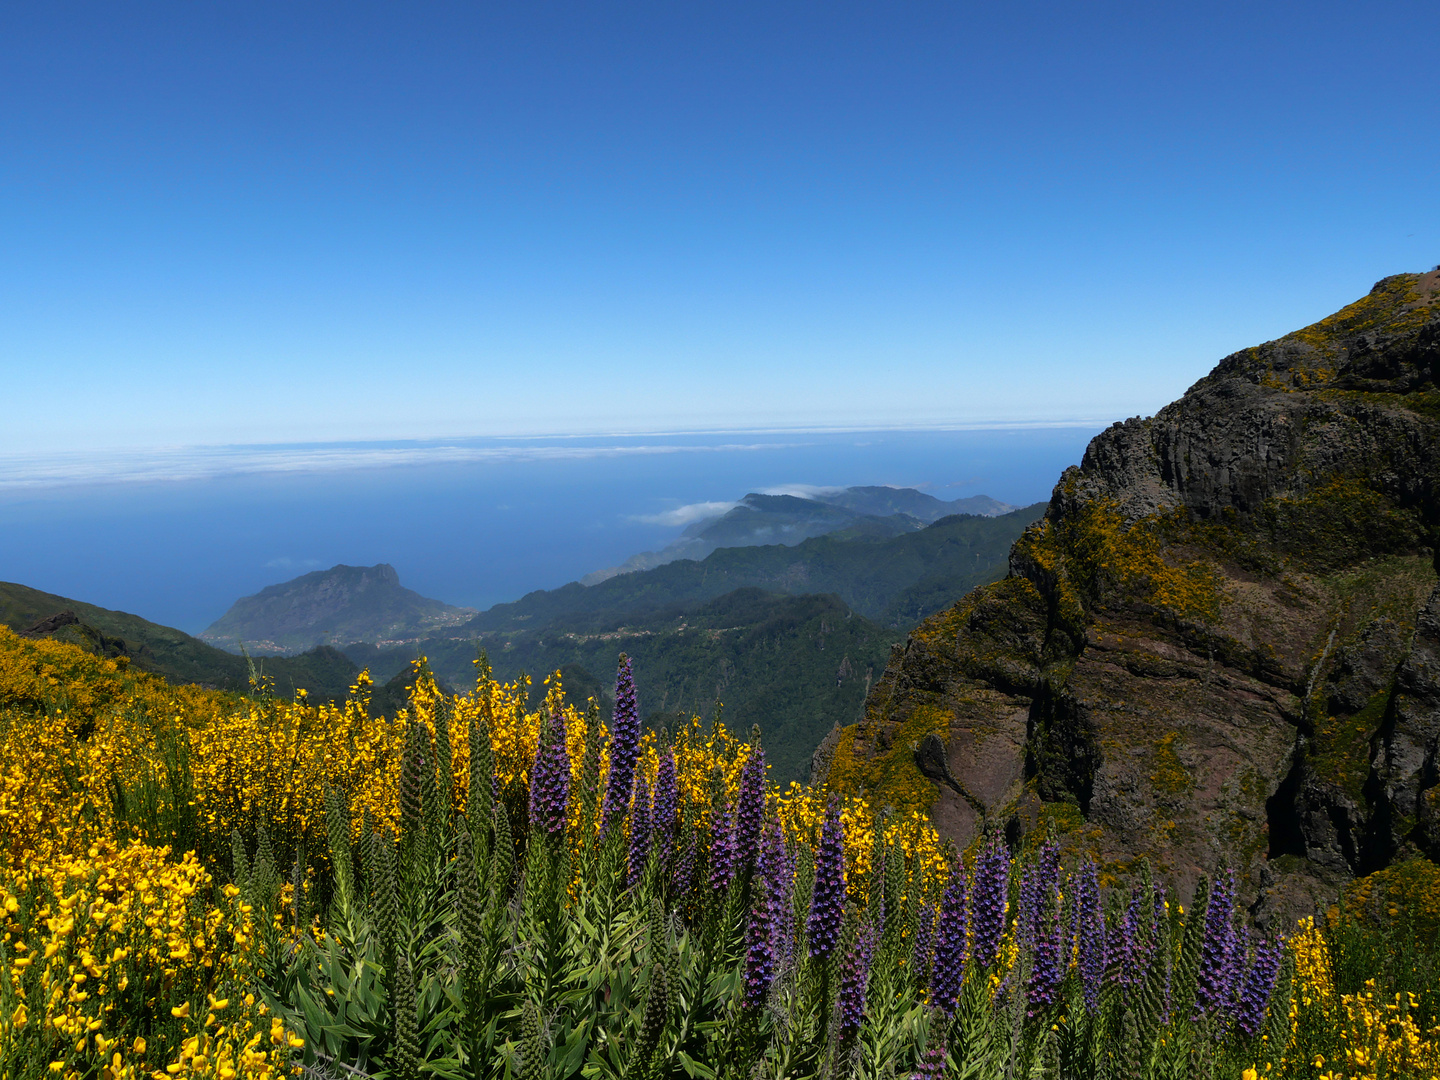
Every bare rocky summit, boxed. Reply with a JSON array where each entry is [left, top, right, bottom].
[[834, 270, 1440, 921]]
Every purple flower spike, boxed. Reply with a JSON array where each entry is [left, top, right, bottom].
[[837, 918, 878, 1041], [601, 655, 641, 836], [911, 1035, 947, 1080], [1026, 888, 1064, 1016], [929, 862, 969, 1016], [1017, 866, 1037, 952], [1192, 871, 1235, 1019], [653, 746, 679, 863], [528, 709, 571, 835], [672, 834, 696, 899], [1224, 925, 1250, 1021], [970, 836, 1010, 971], [806, 796, 846, 962], [911, 902, 937, 989], [709, 802, 736, 894], [1235, 935, 1283, 1037], [627, 772, 652, 888], [743, 877, 775, 1008], [1108, 890, 1141, 987], [735, 747, 767, 874], [1074, 860, 1105, 1013], [1139, 884, 1164, 974], [1032, 841, 1060, 934], [762, 824, 795, 968]]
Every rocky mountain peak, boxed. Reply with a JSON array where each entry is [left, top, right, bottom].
[[838, 271, 1440, 922], [200, 563, 474, 655]]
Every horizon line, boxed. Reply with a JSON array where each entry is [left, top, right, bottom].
[[0, 418, 1112, 492]]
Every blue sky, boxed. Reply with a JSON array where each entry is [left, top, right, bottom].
[[3, 1, 1437, 458]]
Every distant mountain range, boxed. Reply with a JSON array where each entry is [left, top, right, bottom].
[[461, 502, 1045, 638], [3, 484, 1041, 783], [340, 501, 1045, 780], [199, 563, 474, 655], [582, 487, 1016, 583]]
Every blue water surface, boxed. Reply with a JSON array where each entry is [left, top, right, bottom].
[[0, 427, 1100, 634]]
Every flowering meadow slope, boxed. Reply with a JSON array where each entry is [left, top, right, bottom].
[[1, 625, 1439, 1079]]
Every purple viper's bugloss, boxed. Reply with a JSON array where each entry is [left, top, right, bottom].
[[1026, 890, 1064, 1016], [600, 655, 641, 836], [837, 919, 878, 1040], [911, 1036, 947, 1080], [911, 901, 937, 989], [1075, 859, 1105, 1013], [970, 836, 1010, 971], [653, 746, 679, 863], [806, 796, 846, 962], [1139, 884, 1164, 976], [627, 772, 652, 889], [762, 824, 795, 968], [742, 878, 775, 1008], [672, 835, 697, 900], [1222, 925, 1250, 1022], [1017, 839, 1059, 952], [929, 862, 969, 1016], [1235, 935, 1283, 1037], [1017, 865, 1037, 952], [1031, 840, 1060, 940], [1191, 871, 1235, 1019], [1108, 889, 1141, 988], [709, 802, 736, 895], [735, 747, 766, 874], [528, 709, 571, 835]]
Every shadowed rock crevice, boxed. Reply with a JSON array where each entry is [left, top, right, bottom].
[[1267, 746, 1307, 860]]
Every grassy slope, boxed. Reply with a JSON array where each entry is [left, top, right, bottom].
[[0, 581, 360, 702]]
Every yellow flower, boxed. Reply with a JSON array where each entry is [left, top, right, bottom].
[[171, 1002, 190, 1019]]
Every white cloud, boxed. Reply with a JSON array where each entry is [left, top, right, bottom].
[[758, 483, 847, 499], [633, 501, 738, 526], [0, 440, 800, 490]]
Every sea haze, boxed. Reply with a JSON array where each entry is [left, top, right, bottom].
[[0, 427, 1099, 634]]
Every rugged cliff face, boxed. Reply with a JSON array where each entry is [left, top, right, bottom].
[[836, 270, 1440, 921]]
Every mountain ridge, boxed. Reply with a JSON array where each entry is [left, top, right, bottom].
[[582, 486, 1016, 583], [465, 503, 1045, 636]]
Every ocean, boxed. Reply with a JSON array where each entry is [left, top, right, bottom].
[[0, 426, 1101, 634]]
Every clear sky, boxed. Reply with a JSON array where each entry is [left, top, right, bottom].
[[3, 1, 1437, 456]]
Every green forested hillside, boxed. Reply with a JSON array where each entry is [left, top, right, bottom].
[[377, 588, 901, 782], [467, 503, 1045, 634], [0, 580, 361, 702]]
